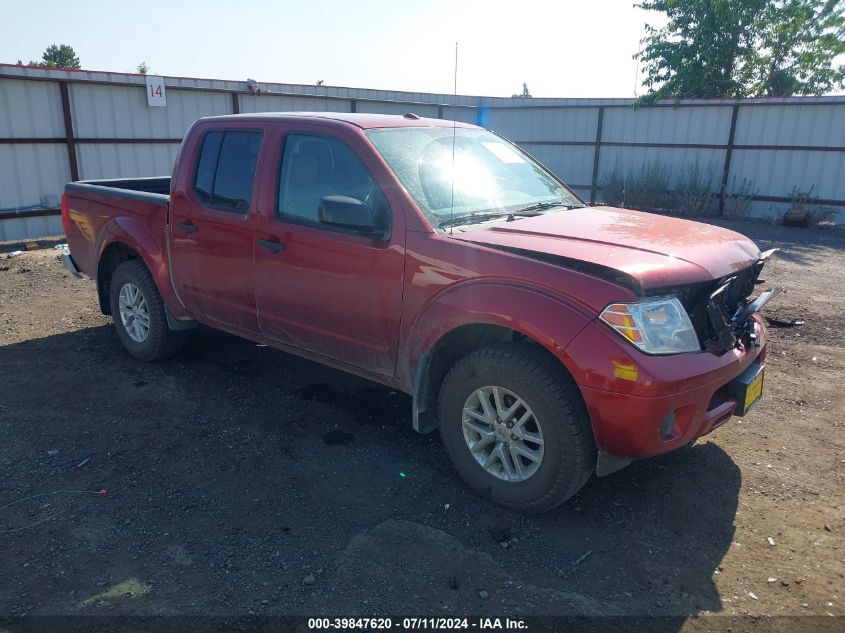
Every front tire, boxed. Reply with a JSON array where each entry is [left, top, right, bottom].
[[438, 344, 595, 513], [109, 260, 185, 361]]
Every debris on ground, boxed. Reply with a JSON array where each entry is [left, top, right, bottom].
[[79, 579, 151, 607], [765, 316, 805, 328], [572, 550, 593, 567]]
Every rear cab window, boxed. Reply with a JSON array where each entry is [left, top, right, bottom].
[[193, 130, 263, 213]]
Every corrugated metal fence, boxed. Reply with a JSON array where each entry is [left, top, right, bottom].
[[2, 63, 844, 241]]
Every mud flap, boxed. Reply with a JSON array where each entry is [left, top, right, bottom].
[[412, 351, 438, 434], [165, 307, 196, 331], [596, 451, 632, 477]]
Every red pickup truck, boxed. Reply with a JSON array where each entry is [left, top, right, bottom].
[[62, 112, 778, 513]]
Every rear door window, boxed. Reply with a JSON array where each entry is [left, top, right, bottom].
[[192, 130, 263, 213], [194, 131, 223, 204]]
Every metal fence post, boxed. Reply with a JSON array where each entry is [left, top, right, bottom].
[[59, 81, 79, 182], [590, 106, 605, 204], [719, 104, 740, 216]]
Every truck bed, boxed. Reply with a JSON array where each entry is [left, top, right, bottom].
[[63, 177, 171, 279]]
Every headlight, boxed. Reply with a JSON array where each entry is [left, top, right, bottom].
[[599, 296, 700, 355]]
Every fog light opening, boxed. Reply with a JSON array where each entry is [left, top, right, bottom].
[[659, 411, 678, 441]]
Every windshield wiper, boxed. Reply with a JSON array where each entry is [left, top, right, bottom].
[[438, 201, 580, 229], [509, 200, 580, 216], [439, 211, 513, 229]]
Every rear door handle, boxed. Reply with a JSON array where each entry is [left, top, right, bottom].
[[257, 238, 286, 253], [176, 222, 198, 234]]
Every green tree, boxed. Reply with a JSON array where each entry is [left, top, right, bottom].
[[752, 0, 845, 95], [635, 0, 845, 100], [137, 61, 149, 75], [28, 44, 81, 69]]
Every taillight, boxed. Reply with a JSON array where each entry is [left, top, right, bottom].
[[61, 192, 70, 237]]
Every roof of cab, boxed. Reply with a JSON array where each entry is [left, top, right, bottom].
[[197, 111, 480, 130]]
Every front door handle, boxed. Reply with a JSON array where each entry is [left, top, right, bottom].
[[257, 238, 286, 253], [176, 221, 198, 234]]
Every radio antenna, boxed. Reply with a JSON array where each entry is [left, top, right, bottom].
[[449, 41, 458, 235]]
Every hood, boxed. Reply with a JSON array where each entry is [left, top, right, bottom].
[[451, 206, 761, 292]]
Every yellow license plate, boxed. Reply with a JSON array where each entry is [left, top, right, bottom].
[[744, 370, 764, 414]]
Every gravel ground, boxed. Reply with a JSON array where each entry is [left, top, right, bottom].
[[0, 219, 843, 630]]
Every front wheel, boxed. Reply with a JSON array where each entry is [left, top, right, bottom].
[[438, 344, 595, 513], [108, 260, 185, 361]]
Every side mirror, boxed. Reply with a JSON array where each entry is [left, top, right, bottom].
[[318, 195, 385, 238]]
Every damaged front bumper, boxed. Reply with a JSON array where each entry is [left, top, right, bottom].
[[578, 316, 769, 465], [571, 249, 781, 476]]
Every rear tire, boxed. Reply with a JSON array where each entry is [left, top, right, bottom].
[[438, 343, 595, 514], [108, 260, 185, 361]]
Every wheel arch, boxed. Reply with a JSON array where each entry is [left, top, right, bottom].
[[96, 241, 143, 315], [404, 283, 596, 434], [411, 321, 588, 435], [95, 216, 185, 318]]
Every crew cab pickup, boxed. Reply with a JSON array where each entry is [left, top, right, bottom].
[[63, 112, 778, 513]]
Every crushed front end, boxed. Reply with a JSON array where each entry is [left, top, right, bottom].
[[564, 249, 781, 472]]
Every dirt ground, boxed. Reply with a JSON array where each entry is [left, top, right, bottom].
[[0, 219, 843, 630]]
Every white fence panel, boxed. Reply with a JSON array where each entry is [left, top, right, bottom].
[[0, 214, 62, 242], [735, 104, 845, 147], [524, 144, 596, 188], [598, 145, 725, 187], [0, 144, 70, 210], [0, 79, 65, 138], [441, 107, 478, 124], [77, 143, 180, 180], [356, 101, 438, 117], [731, 148, 845, 200], [602, 105, 733, 145], [70, 84, 231, 139], [239, 94, 351, 113], [484, 107, 599, 143]]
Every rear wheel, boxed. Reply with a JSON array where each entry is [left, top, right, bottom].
[[108, 260, 185, 361], [438, 344, 595, 513]]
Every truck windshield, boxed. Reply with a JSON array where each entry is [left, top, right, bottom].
[[364, 127, 583, 229]]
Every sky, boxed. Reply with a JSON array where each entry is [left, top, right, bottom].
[[0, 0, 667, 98]]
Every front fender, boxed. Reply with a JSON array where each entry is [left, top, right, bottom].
[[96, 217, 186, 316], [398, 280, 596, 389]]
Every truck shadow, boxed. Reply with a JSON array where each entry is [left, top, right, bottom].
[[551, 443, 739, 616], [1, 324, 739, 624]]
